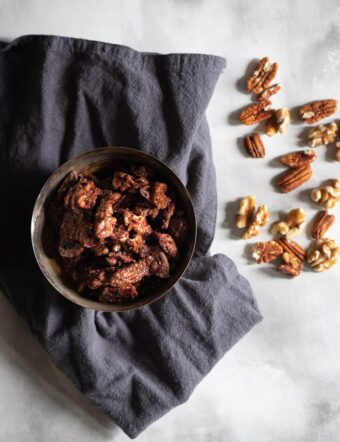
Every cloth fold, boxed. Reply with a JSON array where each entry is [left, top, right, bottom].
[[0, 35, 262, 438]]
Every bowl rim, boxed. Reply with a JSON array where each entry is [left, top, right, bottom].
[[31, 146, 197, 312]]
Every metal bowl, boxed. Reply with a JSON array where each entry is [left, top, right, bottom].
[[31, 147, 196, 312]]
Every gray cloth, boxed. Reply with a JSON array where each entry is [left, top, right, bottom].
[[0, 35, 262, 438]]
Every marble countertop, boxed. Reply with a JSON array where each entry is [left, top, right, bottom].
[[1, 1, 340, 441]]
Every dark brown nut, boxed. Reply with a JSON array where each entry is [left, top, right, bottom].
[[279, 150, 316, 168], [151, 182, 171, 209], [153, 232, 178, 258], [99, 283, 138, 303], [246, 57, 278, 94], [112, 172, 149, 192], [123, 209, 152, 235], [159, 201, 175, 229], [244, 133, 266, 158], [277, 252, 302, 277], [105, 251, 135, 266], [146, 246, 170, 278], [110, 260, 149, 284], [299, 99, 337, 124], [167, 217, 189, 245], [311, 210, 335, 239], [276, 238, 306, 262], [251, 241, 283, 263], [240, 102, 274, 125], [276, 164, 313, 193], [64, 176, 102, 211], [94, 192, 120, 239], [58, 211, 96, 258], [257, 83, 281, 102], [130, 165, 154, 178]]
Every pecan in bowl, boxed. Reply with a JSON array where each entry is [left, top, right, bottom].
[[31, 147, 196, 312]]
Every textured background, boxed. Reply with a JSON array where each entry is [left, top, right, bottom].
[[0, 1, 340, 441]]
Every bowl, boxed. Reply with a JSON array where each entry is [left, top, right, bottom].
[[31, 147, 196, 312]]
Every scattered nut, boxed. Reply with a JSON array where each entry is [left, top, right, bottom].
[[311, 210, 335, 239], [311, 179, 340, 209], [251, 241, 283, 263], [279, 150, 316, 168], [336, 141, 340, 162], [299, 99, 337, 124], [307, 238, 340, 272], [276, 164, 313, 193], [308, 122, 338, 147], [271, 208, 306, 239], [236, 196, 257, 229], [244, 133, 266, 158], [277, 252, 302, 277], [264, 108, 290, 136], [257, 83, 282, 103], [243, 204, 270, 239], [240, 102, 274, 125], [246, 57, 278, 94], [276, 238, 306, 262]]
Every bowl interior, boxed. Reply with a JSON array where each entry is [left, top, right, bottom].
[[31, 147, 196, 312]]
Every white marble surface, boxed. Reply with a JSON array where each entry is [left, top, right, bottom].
[[1, 1, 340, 441]]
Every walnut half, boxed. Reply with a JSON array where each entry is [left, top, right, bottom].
[[307, 238, 340, 272]]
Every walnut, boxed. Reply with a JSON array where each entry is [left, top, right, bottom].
[[243, 204, 270, 240], [308, 122, 338, 147], [271, 208, 306, 239], [264, 108, 290, 136], [311, 179, 340, 209], [299, 99, 337, 124], [277, 252, 302, 277], [236, 196, 256, 229], [246, 57, 278, 94], [251, 241, 283, 263], [307, 238, 340, 272]]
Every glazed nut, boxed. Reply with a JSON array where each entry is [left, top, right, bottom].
[[336, 142, 340, 162], [257, 83, 281, 103], [243, 204, 270, 239], [271, 208, 305, 239], [277, 252, 302, 277], [240, 102, 274, 125], [251, 241, 283, 263], [264, 108, 290, 136], [244, 133, 266, 158], [311, 210, 335, 239], [308, 122, 338, 147], [276, 164, 313, 193], [246, 57, 279, 94], [236, 196, 257, 229], [276, 238, 306, 262], [311, 179, 340, 209], [307, 238, 340, 272], [299, 99, 337, 124], [279, 150, 316, 168]]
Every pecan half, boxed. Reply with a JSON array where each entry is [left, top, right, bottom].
[[299, 99, 337, 124], [276, 238, 306, 262], [240, 102, 274, 125], [257, 83, 281, 102], [246, 57, 278, 94], [279, 150, 316, 168], [276, 164, 312, 193], [251, 241, 283, 263], [244, 133, 266, 158], [311, 210, 335, 239]]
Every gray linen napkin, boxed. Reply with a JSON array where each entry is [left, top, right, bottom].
[[0, 35, 262, 438]]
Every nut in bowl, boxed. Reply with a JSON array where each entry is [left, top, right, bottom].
[[31, 147, 196, 312]]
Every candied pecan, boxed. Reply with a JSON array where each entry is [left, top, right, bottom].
[[240, 102, 274, 125], [311, 210, 335, 240], [276, 164, 312, 193], [244, 133, 265, 158], [251, 241, 283, 264], [87, 268, 111, 289], [279, 150, 316, 168], [110, 260, 149, 284], [110, 225, 130, 243], [246, 57, 278, 94], [106, 251, 135, 266], [159, 201, 176, 229], [299, 99, 337, 124], [153, 232, 178, 258], [99, 283, 138, 302], [112, 172, 149, 193], [256, 83, 281, 102], [122, 208, 152, 235], [64, 176, 101, 211], [151, 182, 170, 209], [131, 165, 154, 178], [146, 247, 170, 278], [94, 192, 120, 239], [92, 241, 110, 256], [59, 211, 95, 258], [126, 232, 147, 255]]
